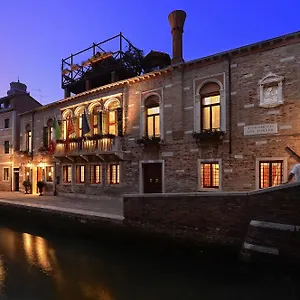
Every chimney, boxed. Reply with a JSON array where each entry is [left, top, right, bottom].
[[168, 10, 186, 64]]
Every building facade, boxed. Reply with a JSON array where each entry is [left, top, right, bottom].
[[0, 81, 41, 192], [17, 11, 300, 197]]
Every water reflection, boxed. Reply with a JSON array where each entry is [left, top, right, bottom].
[[0, 226, 297, 300]]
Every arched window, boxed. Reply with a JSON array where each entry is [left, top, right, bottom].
[[106, 100, 120, 135], [43, 118, 53, 148], [75, 107, 85, 137], [145, 95, 160, 137], [200, 82, 220, 131], [91, 105, 101, 135], [25, 124, 32, 152], [62, 110, 73, 140]]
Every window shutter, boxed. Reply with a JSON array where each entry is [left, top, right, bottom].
[[99, 111, 103, 134], [43, 127, 48, 148], [102, 111, 108, 135], [117, 108, 123, 137], [73, 117, 79, 137]]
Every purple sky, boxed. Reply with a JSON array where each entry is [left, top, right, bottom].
[[1, 0, 300, 105]]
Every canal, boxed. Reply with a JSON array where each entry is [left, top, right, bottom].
[[0, 224, 298, 300]]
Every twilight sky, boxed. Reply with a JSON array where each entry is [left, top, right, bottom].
[[1, 0, 299, 105]]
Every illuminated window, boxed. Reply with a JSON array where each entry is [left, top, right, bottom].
[[145, 95, 160, 137], [201, 95, 220, 131], [107, 164, 120, 184], [24, 124, 32, 152], [200, 162, 219, 189], [46, 166, 53, 182], [106, 100, 120, 136], [62, 165, 72, 183], [25, 167, 30, 181], [93, 113, 99, 135], [79, 115, 83, 137], [3, 168, 9, 181], [259, 161, 283, 189], [4, 118, 10, 128], [90, 165, 102, 184], [4, 141, 9, 154], [76, 165, 85, 183]]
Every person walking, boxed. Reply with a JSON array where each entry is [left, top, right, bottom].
[[286, 163, 300, 183]]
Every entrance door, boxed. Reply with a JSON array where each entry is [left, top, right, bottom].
[[143, 163, 162, 193], [14, 168, 19, 192]]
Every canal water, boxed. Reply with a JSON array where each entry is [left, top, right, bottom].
[[0, 224, 298, 300]]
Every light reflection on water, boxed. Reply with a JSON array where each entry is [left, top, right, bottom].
[[0, 226, 297, 300]]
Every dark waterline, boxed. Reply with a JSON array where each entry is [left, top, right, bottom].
[[0, 223, 298, 300]]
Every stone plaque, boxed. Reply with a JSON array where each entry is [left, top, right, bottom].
[[258, 73, 284, 108], [244, 124, 278, 136]]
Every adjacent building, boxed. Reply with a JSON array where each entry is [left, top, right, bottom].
[[17, 10, 300, 197], [0, 81, 41, 191]]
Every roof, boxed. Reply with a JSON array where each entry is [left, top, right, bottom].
[[20, 29, 300, 116]]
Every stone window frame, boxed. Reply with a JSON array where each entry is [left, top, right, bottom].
[[258, 73, 284, 108], [62, 164, 72, 184], [75, 164, 85, 184], [197, 158, 222, 192], [88, 101, 102, 135], [3, 167, 9, 182], [104, 98, 121, 136], [90, 163, 103, 185], [4, 118, 10, 129], [140, 91, 164, 140], [139, 160, 165, 194], [255, 157, 287, 190], [61, 109, 74, 140], [106, 163, 120, 185], [194, 75, 226, 133], [45, 165, 53, 183]]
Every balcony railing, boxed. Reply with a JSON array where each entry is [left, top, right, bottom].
[[55, 136, 121, 155]]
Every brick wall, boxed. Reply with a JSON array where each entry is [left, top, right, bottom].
[[123, 182, 300, 251]]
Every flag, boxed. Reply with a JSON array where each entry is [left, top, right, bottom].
[[82, 110, 90, 136], [49, 117, 61, 154], [67, 117, 75, 138]]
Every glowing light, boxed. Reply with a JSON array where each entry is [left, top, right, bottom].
[[23, 233, 34, 265]]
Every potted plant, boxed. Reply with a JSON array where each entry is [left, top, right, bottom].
[[192, 129, 225, 146], [23, 180, 31, 194], [136, 135, 161, 146], [37, 181, 45, 196]]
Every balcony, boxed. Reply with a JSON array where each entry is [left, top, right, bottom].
[[54, 135, 123, 161]]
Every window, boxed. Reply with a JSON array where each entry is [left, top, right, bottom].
[[3, 168, 9, 181], [107, 164, 120, 184], [76, 165, 85, 183], [259, 161, 283, 189], [201, 95, 220, 131], [4, 118, 10, 129], [200, 162, 219, 189], [145, 95, 160, 137], [25, 124, 32, 152], [46, 166, 53, 182], [25, 167, 30, 181], [4, 141, 9, 154], [106, 100, 120, 135], [90, 165, 102, 184], [43, 119, 53, 148], [62, 165, 72, 183], [93, 113, 99, 135]]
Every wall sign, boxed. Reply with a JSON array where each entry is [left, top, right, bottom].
[[244, 123, 278, 136]]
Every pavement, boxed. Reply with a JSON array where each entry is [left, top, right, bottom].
[[0, 192, 124, 221]]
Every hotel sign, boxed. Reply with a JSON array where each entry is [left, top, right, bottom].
[[244, 123, 278, 136]]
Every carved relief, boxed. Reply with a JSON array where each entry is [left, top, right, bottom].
[[258, 73, 284, 108]]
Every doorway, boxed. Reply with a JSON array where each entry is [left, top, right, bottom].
[[142, 162, 163, 193], [13, 168, 19, 192]]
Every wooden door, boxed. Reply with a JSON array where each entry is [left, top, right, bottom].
[[143, 163, 162, 193]]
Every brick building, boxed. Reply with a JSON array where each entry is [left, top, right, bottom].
[[0, 81, 41, 191], [18, 10, 300, 197]]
